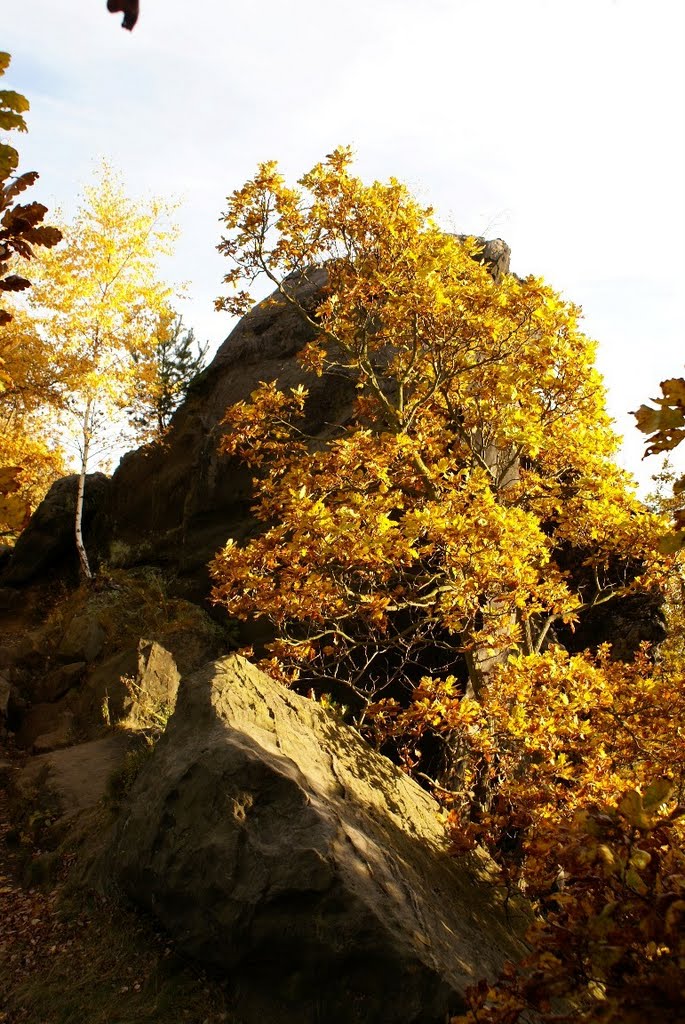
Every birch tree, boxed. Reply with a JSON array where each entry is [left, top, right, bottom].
[[28, 164, 177, 578]]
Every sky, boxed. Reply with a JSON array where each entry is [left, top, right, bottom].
[[4, 0, 684, 490]]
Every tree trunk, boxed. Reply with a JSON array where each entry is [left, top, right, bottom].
[[75, 398, 94, 580], [463, 439, 521, 701]]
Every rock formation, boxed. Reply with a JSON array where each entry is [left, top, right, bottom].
[[99, 654, 527, 1024], [3, 472, 109, 585], [1, 574, 225, 752]]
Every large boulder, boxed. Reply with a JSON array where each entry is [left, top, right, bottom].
[[100, 654, 526, 1024], [2, 473, 110, 585]]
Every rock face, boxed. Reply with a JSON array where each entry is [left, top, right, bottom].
[[13, 639, 180, 751], [102, 655, 526, 1024], [91, 268, 358, 595], [0, 239, 662, 661], [98, 248, 515, 593]]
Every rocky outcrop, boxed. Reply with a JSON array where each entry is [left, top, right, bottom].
[[100, 654, 527, 1024], [97, 246, 514, 594], [0, 238, 662, 663], [2, 572, 225, 750], [92, 269, 352, 595], [454, 235, 511, 282], [12, 639, 181, 751]]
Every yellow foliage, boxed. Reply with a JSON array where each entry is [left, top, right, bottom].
[[15, 163, 180, 574], [27, 161, 178, 428], [209, 149, 666, 704], [209, 152, 683, 1020]]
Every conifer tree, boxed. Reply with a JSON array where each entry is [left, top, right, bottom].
[[128, 314, 208, 443]]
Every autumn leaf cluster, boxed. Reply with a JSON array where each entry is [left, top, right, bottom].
[[0, 52, 61, 325], [0, 52, 64, 534]]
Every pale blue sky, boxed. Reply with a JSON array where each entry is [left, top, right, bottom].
[[4, 0, 684, 489]]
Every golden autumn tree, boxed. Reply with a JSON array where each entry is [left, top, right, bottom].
[[210, 148, 665, 714], [0, 51, 64, 536], [208, 149, 682, 1023], [0, 307, 68, 538], [27, 164, 177, 578]]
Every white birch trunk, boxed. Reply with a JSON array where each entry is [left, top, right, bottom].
[[75, 398, 94, 580]]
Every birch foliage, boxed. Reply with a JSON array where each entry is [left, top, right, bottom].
[[27, 164, 178, 576]]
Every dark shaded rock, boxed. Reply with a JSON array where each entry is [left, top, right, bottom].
[[15, 696, 77, 752], [33, 662, 86, 704], [0, 586, 19, 612], [0, 671, 9, 717], [16, 733, 135, 820], [2, 473, 110, 585], [100, 655, 526, 1024], [11, 625, 52, 674], [6, 684, 27, 723], [557, 589, 666, 660], [94, 270, 347, 594]]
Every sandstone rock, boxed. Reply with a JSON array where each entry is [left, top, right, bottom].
[[93, 271, 334, 593], [81, 639, 179, 732], [454, 235, 511, 282], [1, 472, 110, 585], [102, 655, 526, 1024], [32, 717, 76, 754], [12, 624, 53, 673], [16, 733, 134, 820]]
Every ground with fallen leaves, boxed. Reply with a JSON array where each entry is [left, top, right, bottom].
[[0, 741, 236, 1024]]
